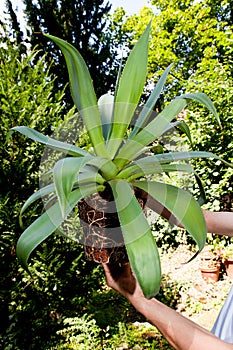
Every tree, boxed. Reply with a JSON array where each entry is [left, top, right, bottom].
[[120, 0, 232, 98], [183, 57, 233, 210], [4, 0, 24, 47], [5, 0, 120, 107]]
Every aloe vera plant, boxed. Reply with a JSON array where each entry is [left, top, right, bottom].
[[10, 23, 230, 298]]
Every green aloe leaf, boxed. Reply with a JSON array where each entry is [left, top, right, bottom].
[[130, 63, 173, 138], [175, 122, 193, 148], [16, 184, 104, 269], [19, 184, 55, 226], [135, 150, 233, 168], [115, 98, 187, 168], [109, 179, 161, 298], [118, 163, 194, 181], [9, 126, 89, 157], [134, 181, 207, 253], [107, 22, 151, 157], [127, 162, 206, 205], [45, 34, 109, 158], [178, 92, 220, 125], [161, 121, 193, 148], [195, 174, 206, 206], [53, 156, 93, 217]]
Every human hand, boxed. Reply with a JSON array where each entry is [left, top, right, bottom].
[[102, 262, 145, 303]]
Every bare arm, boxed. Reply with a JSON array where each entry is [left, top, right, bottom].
[[103, 263, 233, 350], [203, 210, 233, 235], [143, 190, 233, 236]]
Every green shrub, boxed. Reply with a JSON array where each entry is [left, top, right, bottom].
[[53, 314, 103, 349], [184, 59, 233, 209], [0, 37, 103, 349], [53, 315, 173, 349]]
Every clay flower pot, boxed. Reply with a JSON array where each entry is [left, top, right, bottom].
[[199, 246, 221, 282], [200, 264, 221, 282]]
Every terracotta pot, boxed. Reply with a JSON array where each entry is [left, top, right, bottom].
[[200, 264, 220, 282], [224, 258, 233, 279]]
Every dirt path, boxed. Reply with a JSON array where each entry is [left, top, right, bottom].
[[160, 245, 232, 330]]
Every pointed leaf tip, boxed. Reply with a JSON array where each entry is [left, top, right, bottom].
[[107, 22, 151, 157], [44, 34, 109, 157]]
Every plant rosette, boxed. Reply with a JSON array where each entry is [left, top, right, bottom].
[[9, 22, 233, 298]]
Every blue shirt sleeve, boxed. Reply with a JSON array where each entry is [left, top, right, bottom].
[[212, 284, 233, 343]]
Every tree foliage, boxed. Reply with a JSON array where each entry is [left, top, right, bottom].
[[183, 58, 233, 209], [5, 0, 120, 106], [120, 0, 232, 96]]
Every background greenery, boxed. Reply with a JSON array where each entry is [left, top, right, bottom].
[[0, 0, 232, 348]]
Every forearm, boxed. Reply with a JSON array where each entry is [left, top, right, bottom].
[[146, 189, 233, 236], [203, 210, 233, 235], [129, 296, 233, 350]]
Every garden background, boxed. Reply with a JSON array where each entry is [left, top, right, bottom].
[[0, 0, 233, 348]]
